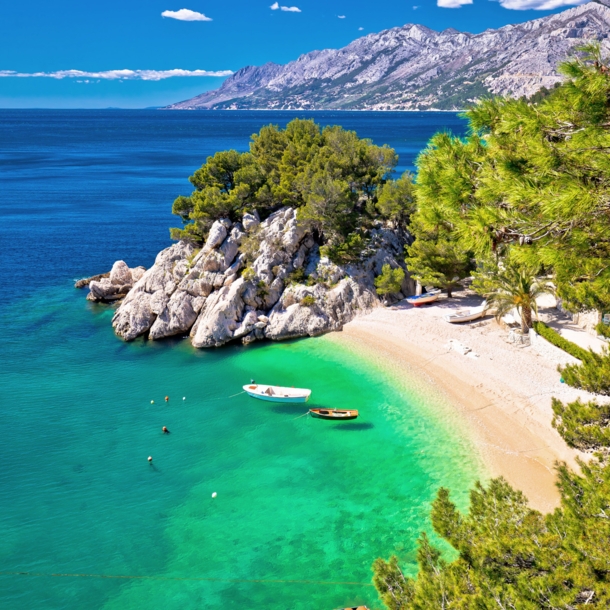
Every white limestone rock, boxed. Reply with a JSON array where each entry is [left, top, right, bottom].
[[88, 261, 146, 302], [190, 278, 247, 348], [111, 241, 195, 340], [242, 210, 260, 232]]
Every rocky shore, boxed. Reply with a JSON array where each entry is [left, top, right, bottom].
[[79, 207, 413, 348]]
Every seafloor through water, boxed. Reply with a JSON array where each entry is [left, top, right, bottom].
[[0, 110, 484, 609]]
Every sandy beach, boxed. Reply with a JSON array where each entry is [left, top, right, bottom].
[[330, 290, 602, 513]]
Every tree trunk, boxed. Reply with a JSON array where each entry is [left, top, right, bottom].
[[522, 306, 532, 334], [447, 286, 453, 298]]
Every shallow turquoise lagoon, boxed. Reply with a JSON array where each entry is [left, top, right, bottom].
[[0, 287, 485, 609]]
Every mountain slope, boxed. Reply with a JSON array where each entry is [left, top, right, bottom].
[[167, 2, 610, 111]]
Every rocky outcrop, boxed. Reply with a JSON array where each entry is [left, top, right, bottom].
[[75, 272, 109, 289], [166, 2, 610, 111], [85, 261, 146, 302], [104, 207, 412, 347]]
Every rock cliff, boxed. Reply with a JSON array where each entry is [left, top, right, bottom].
[[166, 2, 610, 111], [101, 208, 412, 347]]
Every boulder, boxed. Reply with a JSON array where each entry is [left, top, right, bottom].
[[87, 261, 147, 302], [242, 210, 260, 232], [109, 260, 132, 286], [111, 241, 195, 340]]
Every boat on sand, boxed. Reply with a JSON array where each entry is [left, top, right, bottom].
[[243, 384, 311, 403], [444, 301, 488, 324], [309, 408, 359, 420], [406, 290, 441, 307]]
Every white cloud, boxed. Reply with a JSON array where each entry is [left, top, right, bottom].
[[413, 5, 420, 8], [437, 0, 472, 7], [161, 9, 212, 21], [0, 69, 233, 81], [497, 0, 586, 8], [270, 2, 301, 12], [338, 15, 346, 18], [358, 26, 364, 30]]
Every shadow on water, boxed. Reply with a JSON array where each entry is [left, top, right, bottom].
[[270, 405, 309, 416], [331, 422, 375, 431]]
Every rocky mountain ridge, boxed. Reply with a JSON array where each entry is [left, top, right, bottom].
[[84, 208, 413, 348], [167, 2, 610, 111]]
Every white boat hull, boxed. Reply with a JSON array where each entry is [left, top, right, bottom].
[[243, 384, 311, 403], [406, 292, 440, 306]]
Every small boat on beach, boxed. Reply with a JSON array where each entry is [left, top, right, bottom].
[[406, 290, 441, 307], [444, 301, 488, 324], [309, 408, 359, 420], [243, 384, 311, 403]]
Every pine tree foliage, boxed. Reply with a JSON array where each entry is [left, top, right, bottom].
[[170, 119, 401, 262], [373, 462, 610, 608], [559, 348, 610, 396], [375, 264, 406, 299], [552, 397, 610, 451], [410, 43, 610, 313]]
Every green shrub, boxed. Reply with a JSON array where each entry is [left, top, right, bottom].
[[596, 321, 610, 339], [300, 295, 316, 307], [241, 266, 256, 281], [257, 280, 269, 298], [552, 397, 610, 450], [532, 321, 589, 361], [560, 349, 610, 396], [374, 264, 405, 298], [286, 268, 305, 285]]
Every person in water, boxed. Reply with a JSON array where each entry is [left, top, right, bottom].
[[162, 426, 170, 434]]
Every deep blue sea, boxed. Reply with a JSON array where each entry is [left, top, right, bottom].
[[0, 110, 478, 610]]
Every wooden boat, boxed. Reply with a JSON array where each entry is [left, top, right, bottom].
[[444, 301, 488, 324], [243, 384, 311, 403], [406, 290, 440, 307], [309, 408, 359, 420]]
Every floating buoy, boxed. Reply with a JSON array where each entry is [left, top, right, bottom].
[[212, 492, 217, 498], [148, 456, 153, 462], [165, 396, 169, 402], [183, 397, 186, 401], [151, 400, 154, 404], [162, 426, 169, 434]]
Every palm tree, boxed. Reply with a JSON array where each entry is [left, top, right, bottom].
[[482, 265, 553, 334]]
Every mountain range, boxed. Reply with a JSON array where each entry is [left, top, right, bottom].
[[167, 1, 610, 111]]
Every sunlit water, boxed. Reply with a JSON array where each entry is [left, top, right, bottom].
[[0, 110, 482, 609]]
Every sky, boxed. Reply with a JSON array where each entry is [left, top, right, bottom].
[[0, 0, 591, 108]]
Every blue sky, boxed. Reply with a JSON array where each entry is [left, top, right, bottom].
[[0, 0, 589, 108]]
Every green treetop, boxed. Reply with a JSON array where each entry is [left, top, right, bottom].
[[406, 44, 610, 312], [373, 458, 610, 608], [171, 119, 399, 261]]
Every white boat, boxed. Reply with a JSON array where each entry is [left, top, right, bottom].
[[406, 290, 441, 307], [243, 383, 311, 403], [444, 301, 488, 324]]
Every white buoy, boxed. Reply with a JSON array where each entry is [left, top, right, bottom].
[[183, 397, 186, 401], [151, 400, 154, 404], [148, 456, 153, 462], [211, 492, 217, 498]]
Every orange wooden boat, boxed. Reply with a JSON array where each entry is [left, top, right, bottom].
[[309, 408, 359, 420]]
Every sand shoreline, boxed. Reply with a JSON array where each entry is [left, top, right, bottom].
[[329, 293, 596, 513]]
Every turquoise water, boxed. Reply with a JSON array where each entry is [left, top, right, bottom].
[[0, 110, 482, 609], [0, 287, 484, 609]]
